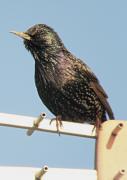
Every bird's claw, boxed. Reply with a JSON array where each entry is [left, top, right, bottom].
[[92, 117, 102, 136], [50, 115, 63, 135]]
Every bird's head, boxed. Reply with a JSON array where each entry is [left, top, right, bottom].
[[11, 24, 64, 53]]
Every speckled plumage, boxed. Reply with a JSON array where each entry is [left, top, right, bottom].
[[14, 24, 115, 125]]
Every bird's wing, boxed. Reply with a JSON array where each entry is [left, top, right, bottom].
[[75, 59, 114, 119]]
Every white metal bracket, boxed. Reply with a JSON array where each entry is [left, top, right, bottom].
[[0, 113, 96, 138]]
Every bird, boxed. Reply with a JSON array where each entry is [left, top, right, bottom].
[[11, 24, 115, 133]]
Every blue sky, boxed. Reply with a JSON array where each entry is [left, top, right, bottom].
[[0, 0, 126, 169]]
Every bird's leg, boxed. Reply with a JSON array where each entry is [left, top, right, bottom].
[[92, 116, 102, 136], [95, 117, 101, 135], [50, 115, 63, 135]]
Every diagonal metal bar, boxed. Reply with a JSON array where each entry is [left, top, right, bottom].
[[0, 113, 96, 138]]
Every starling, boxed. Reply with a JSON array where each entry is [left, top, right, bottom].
[[11, 24, 115, 130]]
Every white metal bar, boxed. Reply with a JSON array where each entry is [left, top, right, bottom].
[[0, 166, 97, 180], [0, 113, 96, 138]]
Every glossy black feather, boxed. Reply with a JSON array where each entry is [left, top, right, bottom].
[[23, 24, 114, 124]]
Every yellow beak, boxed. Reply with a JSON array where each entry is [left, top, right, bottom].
[[10, 31, 31, 40]]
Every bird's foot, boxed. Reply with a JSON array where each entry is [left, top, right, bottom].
[[92, 117, 102, 136], [50, 115, 63, 135]]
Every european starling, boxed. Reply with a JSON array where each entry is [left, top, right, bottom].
[[11, 24, 114, 130]]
